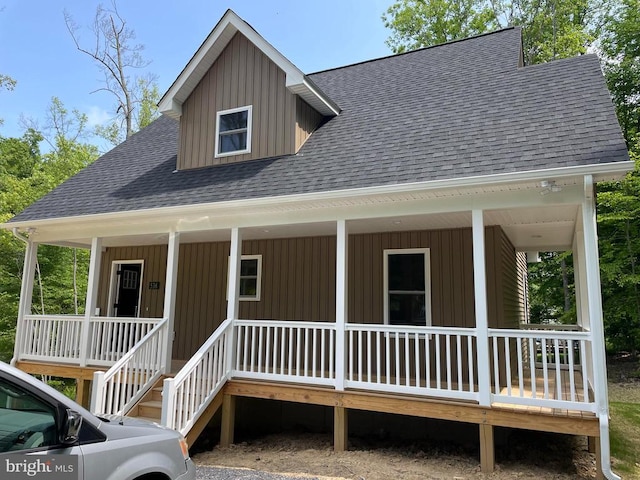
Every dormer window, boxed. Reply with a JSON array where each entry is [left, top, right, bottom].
[[215, 105, 252, 157]]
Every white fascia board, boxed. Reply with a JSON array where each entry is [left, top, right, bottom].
[[158, 9, 339, 119], [3, 160, 633, 235]]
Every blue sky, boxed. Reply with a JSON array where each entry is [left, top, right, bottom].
[[1, 0, 393, 148]]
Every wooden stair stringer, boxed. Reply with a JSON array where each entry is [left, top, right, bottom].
[[185, 387, 226, 447]]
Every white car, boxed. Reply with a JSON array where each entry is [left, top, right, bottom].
[[0, 361, 196, 479]]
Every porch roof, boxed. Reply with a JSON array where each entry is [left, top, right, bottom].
[[6, 28, 630, 226]]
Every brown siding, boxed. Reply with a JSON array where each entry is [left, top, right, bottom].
[[96, 227, 511, 363], [295, 97, 324, 152], [97, 246, 168, 319], [178, 32, 299, 170], [349, 228, 482, 328]]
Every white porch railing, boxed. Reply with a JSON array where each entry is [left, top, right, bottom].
[[17, 314, 162, 367], [344, 324, 479, 401], [233, 320, 336, 386], [20, 315, 84, 364], [91, 318, 168, 416], [162, 319, 233, 435], [87, 317, 162, 366], [488, 328, 595, 412]]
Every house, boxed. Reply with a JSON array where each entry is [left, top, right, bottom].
[[3, 9, 631, 479]]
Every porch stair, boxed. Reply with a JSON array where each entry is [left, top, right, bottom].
[[123, 375, 227, 447], [126, 380, 165, 423]]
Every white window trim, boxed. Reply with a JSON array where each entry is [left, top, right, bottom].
[[215, 105, 252, 158], [383, 248, 432, 326], [107, 260, 145, 317], [228, 254, 262, 302]]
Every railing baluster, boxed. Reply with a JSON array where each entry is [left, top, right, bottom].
[[425, 333, 431, 389], [288, 326, 294, 376], [404, 331, 410, 387], [376, 331, 381, 384], [367, 330, 372, 384], [581, 340, 589, 402], [312, 328, 317, 379], [554, 339, 562, 400], [446, 334, 452, 391], [385, 331, 390, 385], [505, 336, 512, 397], [258, 326, 264, 374], [265, 325, 272, 375], [250, 325, 257, 373], [358, 329, 363, 383], [516, 337, 524, 397], [415, 333, 420, 388], [456, 334, 462, 392], [492, 336, 500, 395], [541, 338, 549, 399], [394, 332, 400, 386], [435, 333, 441, 389], [467, 336, 474, 393], [348, 329, 354, 381], [304, 327, 310, 377]]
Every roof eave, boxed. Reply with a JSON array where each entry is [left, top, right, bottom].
[[3, 160, 633, 231], [158, 9, 340, 119]]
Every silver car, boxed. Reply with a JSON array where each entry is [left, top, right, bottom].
[[0, 361, 196, 479]]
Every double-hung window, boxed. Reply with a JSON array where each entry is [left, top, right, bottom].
[[384, 248, 431, 326], [227, 255, 262, 301], [215, 106, 252, 157]]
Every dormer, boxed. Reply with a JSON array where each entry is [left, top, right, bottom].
[[158, 10, 340, 170]]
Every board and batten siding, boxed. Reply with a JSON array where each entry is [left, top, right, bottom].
[[177, 32, 324, 170], [97, 226, 524, 360], [97, 245, 168, 319]]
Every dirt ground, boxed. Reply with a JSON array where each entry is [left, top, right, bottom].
[[193, 357, 639, 480]]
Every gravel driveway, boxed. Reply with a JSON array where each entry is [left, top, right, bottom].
[[196, 465, 322, 480]]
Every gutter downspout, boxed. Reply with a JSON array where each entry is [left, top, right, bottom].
[[11, 228, 30, 366], [581, 177, 621, 480]]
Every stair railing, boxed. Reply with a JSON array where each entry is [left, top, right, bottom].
[[91, 318, 168, 416], [161, 318, 233, 435]]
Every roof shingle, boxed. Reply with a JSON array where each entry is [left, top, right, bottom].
[[9, 28, 629, 223]]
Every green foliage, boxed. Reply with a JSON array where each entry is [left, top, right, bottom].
[[382, 0, 500, 53], [527, 252, 576, 324], [598, 146, 640, 353], [0, 98, 97, 362], [382, 0, 599, 65], [601, 0, 640, 146], [0, 74, 16, 92], [609, 400, 640, 476]]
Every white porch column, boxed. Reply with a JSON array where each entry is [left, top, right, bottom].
[[162, 231, 181, 373], [11, 240, 38, 366], [472, 210, 492, 406], [574, 223, 595, 387], [225, 228, 243, 376], [335, 220, 348, 391], [80, 237, 102, 367], [581, 175, 619, 480], [227, 228, 243, 321]]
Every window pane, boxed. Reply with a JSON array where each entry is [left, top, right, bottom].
[[220, 132, 247, 153], [219, 111, 248, 132], [240, 278, 257, 297], [389, 293, 426, 326], [240, 258, 258, 276], [0, 379, 56, 452], [388, 253, 425, 291]]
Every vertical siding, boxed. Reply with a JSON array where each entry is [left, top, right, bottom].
[[295, 97, 324, 151], [499, 229, 523, 329], [97, 228, 512, 364], [516, 251, 529, 323], [348, 228, 494, 328], [97, 245, 168, 318], [178, 32, 300, 170]]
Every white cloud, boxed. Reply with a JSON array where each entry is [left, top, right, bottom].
[[86, 106, 112, 127]]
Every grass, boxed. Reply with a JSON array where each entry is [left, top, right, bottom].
[[608, 379, 640, 478]]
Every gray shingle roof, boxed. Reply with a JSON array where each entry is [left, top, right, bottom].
[[9, 28, 629, 223]]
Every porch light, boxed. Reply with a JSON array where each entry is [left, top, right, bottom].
[[539, 180, 562, 195]]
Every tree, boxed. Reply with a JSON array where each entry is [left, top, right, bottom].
[[0, 74, 16, 92], [0, 99, 98, 362], [64, 1, 159, 144], [382, 0, 500, 53], [382, 0, 599, 65], [600, 0, 640, 146]]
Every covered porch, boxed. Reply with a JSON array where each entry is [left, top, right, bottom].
[[11, 174, 610, 473]]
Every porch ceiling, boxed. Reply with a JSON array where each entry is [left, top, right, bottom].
[[67, 203, 578, 253]]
